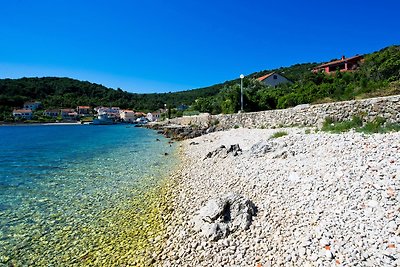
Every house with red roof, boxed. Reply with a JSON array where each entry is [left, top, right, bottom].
[[76, 106, 91, 116], [61, 109, 78, 120], [256, 72, 292, 87], [120, 110, 136, 122], [312, 55, 364, 74], [12, 109, 33, 120]]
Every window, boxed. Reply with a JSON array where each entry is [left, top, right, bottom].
[[273, 75, 277, 80]]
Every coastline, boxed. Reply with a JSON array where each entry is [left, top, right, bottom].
[[0, 122, 85, 126], [158, 127, 400, 266]]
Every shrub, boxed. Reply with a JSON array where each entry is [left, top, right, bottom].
[[357, 116, 386, 134], [322, 116, 363, 133], [270, 131, 288, 139]]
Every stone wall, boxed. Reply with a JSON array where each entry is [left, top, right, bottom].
[[167, 95, 400, 129]]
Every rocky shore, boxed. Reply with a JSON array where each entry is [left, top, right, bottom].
[[156, 127, 400, 266], [146, 122, 219, 141]]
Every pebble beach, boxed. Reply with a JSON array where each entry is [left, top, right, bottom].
[[158, 127, 400, 266]]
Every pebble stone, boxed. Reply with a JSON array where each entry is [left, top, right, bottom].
[[157, 128, 400, 267]]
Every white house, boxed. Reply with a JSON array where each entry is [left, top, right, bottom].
[[146, 112, 161, 122], [13, 109, 33, 120], [23, 101, 41, 111], [256, 72, 292, 87], [120, 110, 136, 122], [95, 106, 121, 119]]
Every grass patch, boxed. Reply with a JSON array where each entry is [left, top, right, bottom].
[[270, 131, 288, 139], [322, 116, 400, 134], [183, 110, 200, 116], [321, 116, 363, 133]]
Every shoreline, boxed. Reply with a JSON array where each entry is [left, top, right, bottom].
[[0, 122, 85, 126], [158, 127, 400, 266]]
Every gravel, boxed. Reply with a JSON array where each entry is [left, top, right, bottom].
[[158, 128, 400, 266]]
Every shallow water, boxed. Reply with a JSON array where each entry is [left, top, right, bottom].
[[0, 125, 177, 265]]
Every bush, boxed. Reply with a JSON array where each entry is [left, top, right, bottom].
[[322, 116, 363, 133], [270, 131, 288, 138], [356, 116, 386, 133], [321, 115, 400, 134]]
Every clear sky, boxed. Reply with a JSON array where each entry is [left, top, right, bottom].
[[0, 0, 399, 93]]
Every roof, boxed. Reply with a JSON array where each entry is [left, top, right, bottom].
[[256, 72, 276, 82], [77, 106, 90, 109], [61, 108, 75, 112], [314, 55, 363, 69], [13, 109, 32, 113]]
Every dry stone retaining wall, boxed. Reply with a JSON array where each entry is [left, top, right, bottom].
[[168, 95, 400, 129]]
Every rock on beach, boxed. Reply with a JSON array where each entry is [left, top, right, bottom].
[[159, 128, 400, 266]]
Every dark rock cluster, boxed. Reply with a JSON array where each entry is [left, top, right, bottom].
[[146, 124, 218, 141]]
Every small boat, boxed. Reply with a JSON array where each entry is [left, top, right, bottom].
[[92, 113, 114, 125]]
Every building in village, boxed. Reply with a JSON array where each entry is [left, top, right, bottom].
[[146, 111, 161, 122], [312, 55, 364, 74], [43, 109, 59, 118], [119, 110, 136, 122], [60, 109, 78, 120], [23, 101, 41, 111], [12, 109, 33, 120], [256, 72, 292, 87], [95, 106, 121, 119], [76, 106, 91, 116]]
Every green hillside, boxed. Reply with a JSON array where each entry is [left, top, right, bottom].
[[192, 45, 400, 114], [1, 45, 399, 120], [0, 77, 221, 120]]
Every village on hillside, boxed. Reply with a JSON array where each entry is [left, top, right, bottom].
[[11, 102, 170, 124]]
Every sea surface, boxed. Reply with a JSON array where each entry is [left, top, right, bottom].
[[0, 124, 178, 265]]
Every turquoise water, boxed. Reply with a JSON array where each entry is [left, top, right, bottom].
[[0, 125, 177, 265]]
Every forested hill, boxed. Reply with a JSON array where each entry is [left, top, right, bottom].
[[1, 45, 399, 118], [0, 62, 317, 114], [0, 77, 221, 113]]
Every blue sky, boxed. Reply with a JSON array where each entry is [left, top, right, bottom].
[[0, 0, 399, 93]]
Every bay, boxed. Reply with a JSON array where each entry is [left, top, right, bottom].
[[0, 124, 178, 265]]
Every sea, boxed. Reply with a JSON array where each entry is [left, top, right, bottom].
[[0, 124, 178, 266]]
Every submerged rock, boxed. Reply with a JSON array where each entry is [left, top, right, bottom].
[[192, 193, 257, 241]]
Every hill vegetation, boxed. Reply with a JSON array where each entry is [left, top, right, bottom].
[[192, 45, 400, 114], [0, 45, 399, 121]]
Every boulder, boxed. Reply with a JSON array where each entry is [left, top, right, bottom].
[[250, 140, 277, 156], [204, 144, 242, 160], [192, 193, 257, 241]]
